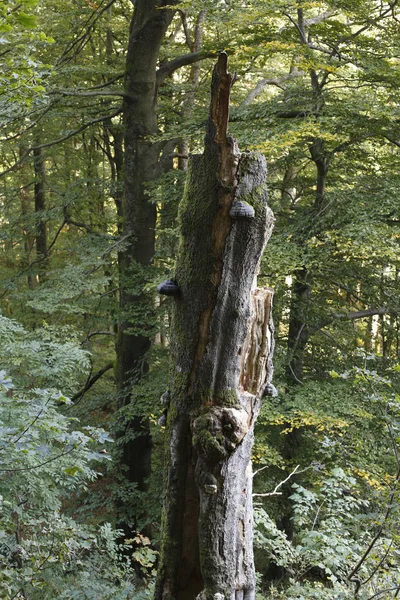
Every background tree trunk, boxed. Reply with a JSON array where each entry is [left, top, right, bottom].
[[155, 53, 275, 600], [33, 145, 47, 284], [115, 0, 179, 532], [19, 147, 35, 290]]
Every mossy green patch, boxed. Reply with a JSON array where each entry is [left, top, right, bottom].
[[193, 413, 228, 463]]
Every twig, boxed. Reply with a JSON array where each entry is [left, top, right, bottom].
[[65, 216, 116, 239], [365, 587, 400, 600], [253, 464, 305, 497], [71, 362, 114, 403], [0, 109, 122, 178], [289, 362, 304, 385], [0, 219, 66, 300], [253, 464, 270, 478], [57, 0, 118, 65], [33, 108, 122, 150], [52, 89, 131, 99], [348, 464, 400, 581], [84, 330, 115, 341], [312, 499, 325, 531], [11, 399, 51, 445], [362, 540, 393, 585], [0, 442, 83, 473]]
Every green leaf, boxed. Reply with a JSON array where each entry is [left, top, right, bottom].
[[64, 466, 81, 476], [16, 12, 37, 28]]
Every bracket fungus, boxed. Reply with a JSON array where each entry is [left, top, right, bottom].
[[157, 279, 180, 297], [229, 200, 255, 219], [160, 390, 171, 406]]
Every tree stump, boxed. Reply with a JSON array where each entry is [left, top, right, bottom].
[[155, 53, 275, 600]]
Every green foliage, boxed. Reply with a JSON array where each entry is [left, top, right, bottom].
[[0, 307, 156, 598], [255, 364, 400, 599], [0, 0, 52, 115], [0, 312, 90, 393], [0, 371, 138, 599], [255, 467, 392, 599], [2, 0, 400, 596], [111, 346, 169, 532]]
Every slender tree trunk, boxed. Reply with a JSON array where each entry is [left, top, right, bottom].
[[285, 130, 328, 383], [280, 133, 328, 544], [19, 147, 35, 289], [155, 54, 274, 600], [286, 268, 312, 384], [280, 147, 327, 541], [104, 4, 124, 231], [33, 146, 47, 282], [177, 10, 206, 172]]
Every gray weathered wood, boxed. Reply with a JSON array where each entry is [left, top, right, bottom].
[[155, 53, 275, 600]]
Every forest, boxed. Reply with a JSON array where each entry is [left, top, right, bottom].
[[1, 0, 400, 599]]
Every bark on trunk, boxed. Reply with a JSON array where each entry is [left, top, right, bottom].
[[279, 136, 327, 543], [33, 146, 47, 283], [155, 54, 274, 600], [19, 147, 35, 289], [116, 0, 179, 530], [286, 267, 312, 385]]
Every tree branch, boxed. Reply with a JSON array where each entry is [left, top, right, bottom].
[[64, 216, 116, 239], [309, 308, 395, 338], [0, 442, 84, 472], [385, 136, 400, 148], [177, 9, 193, 51], [33, 108, 122, 150], [331, 281, 369, 306], [335, 307, 390, 320], [348, 464, 400, 582], [241, 70, 304, 107], [52, 89, 131, 99], [0, 150, 31, 178], [0, 109, 122, 177], [276, 110, 312, 118], [74, 75, 124, 90], [0, 219, 66, 300], [57, 0, 118, 65], [85, 331, 115, 341], [364, 587, 400, 600], [71, 362, 114, 403], [157, 49, 216, 84], [305, 10, 335, 26], [253, 464, 311, 497], [318, 329, 346, 351]]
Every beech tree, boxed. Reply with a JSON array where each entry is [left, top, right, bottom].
[[155, 53, 275, 600], [115, 0, 180, 531]]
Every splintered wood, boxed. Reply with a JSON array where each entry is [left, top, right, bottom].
[[240, 287, 273, 396]]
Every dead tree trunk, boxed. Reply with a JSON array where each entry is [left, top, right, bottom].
[[155, 54, 274, 600]]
